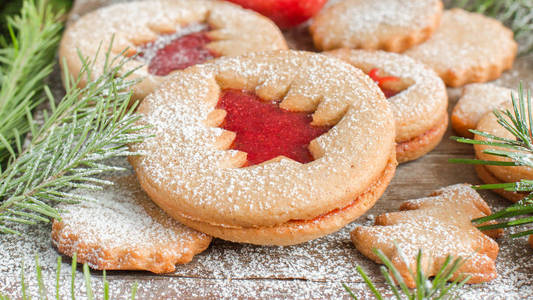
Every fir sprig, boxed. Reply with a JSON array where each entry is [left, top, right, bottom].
[[0, 0, 63, 162], [344, 248, 468, 300], [0, 46, 147, 235], [448, 0, 533, 55], [0, 253, 138, 299], [451, 84, 533, 238]]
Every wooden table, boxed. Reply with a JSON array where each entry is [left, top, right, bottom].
[[1, 1, 533, 298]]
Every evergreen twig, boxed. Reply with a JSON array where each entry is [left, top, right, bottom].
[[0, 0, 63, 162], [0, 254, 138, 299], [452, 84, 533, 238], [344, 248, 468, 300], [0, 43, 147, 234]]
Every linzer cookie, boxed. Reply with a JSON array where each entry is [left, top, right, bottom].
[[351, 184, 502, 288], [51, 176, 212, 273], [129, 50, 397, 246], [452, 83, 513, 138], [474, 102, 533, 202], [310, 0, 442, 52], [59, 0, 287, 100], [405, 9, 517, 87], [327, 49, 448, 163]]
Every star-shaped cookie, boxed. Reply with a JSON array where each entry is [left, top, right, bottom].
[[351, 184, 502, 288]]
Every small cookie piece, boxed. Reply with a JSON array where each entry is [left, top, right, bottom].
[[474, 102, 533, 202], [529, 235, 533, 249], [60, 0, 287, 100], [405, 9, 517, 87], [351, 184, 502, 288], [310, 0, 442, 52], [327, 49, 448, 163], [52, 176, 212, 273], [452, 83, 512, 138]]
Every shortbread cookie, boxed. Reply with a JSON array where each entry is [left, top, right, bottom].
[[452, 83, 513, 138], [59, 0, 287, 100], [351, 184, 502, 288], [405, 9, 517, 87], [327, 49, 448, 163], [51, 176, 212, 273], [474, 103, 533, 202], [310, 0, 442, 52], [129, 50, 397, 246]]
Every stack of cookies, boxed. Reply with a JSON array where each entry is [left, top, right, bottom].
[[52, 0, 520, 288]]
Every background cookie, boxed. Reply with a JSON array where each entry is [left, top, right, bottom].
[[51, 176, 212, 273], [405, 9, 517, 87], [327, 49, 448, 163], [60, 0, 287, 100], [310, 0, 442, 52], [474, 102, 533, 202], [351, 184, 502, 288], [452, 83, 513, 138]]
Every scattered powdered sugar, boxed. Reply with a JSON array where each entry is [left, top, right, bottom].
[[1, 179, 532, 298]]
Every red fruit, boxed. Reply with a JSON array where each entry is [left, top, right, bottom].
[[225, 0, 327, 29]]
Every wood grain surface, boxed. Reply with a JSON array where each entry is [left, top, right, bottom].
[[1, 1, 533, 299]]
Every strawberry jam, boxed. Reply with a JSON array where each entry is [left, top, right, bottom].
[[138, 24, 217, 76], [367, 68, 400, 98], [216, 89, 331, 166]]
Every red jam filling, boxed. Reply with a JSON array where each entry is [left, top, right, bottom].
[[216, 89, 331, 166], [138, 25, 217, 76], [367, 68, 400, 98]]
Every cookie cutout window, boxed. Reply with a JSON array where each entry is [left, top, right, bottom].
[[135, 23, 218, 76], [215, 89, 332, 166], [367, 68, 412, 98]]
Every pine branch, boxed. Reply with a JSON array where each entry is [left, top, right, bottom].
[[0, 0, 63, 162], [343, 248, 468, 300], [0, 253, 138, 299], [0, 44, 147, 235], [452, 84, 533, 238], [448, 0, 533, 55]]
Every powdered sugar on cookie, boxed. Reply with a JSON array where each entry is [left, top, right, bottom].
[[51, 176, 212, 273], [310, 0, 442, 52], [129, 50, 396, 245], [351, 184, 502, 288], [406, 9, 517, 87]]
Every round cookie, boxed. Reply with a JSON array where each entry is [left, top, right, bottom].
[[310, 0, 442, 52], [327, 49, 448, 163], [51, 176, 212, 273], [474, 103, 533, 202], [452, 83, 513, 138], [59, 0, 287, 100], [405, 9, 517, 87], [129, 50, 397, 246]]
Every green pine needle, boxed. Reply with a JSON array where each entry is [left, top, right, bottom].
[[0, 0, 63, 163], [344, 248, 468, 300], [448, 0, 533, 55], [452, 84, 533, 239], [0, 43, 147, 234], [0, 254, 137, 299]]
